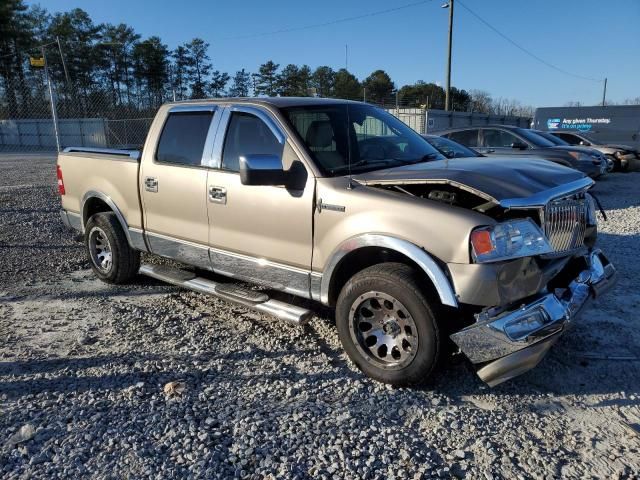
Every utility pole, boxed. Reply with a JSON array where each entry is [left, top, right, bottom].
[[395, 89, 399, 115], [42, 46, 61, 152], [363, 87, 366, 103], [602, 78, 608, 106], [345, 44, 348, 70], [56, 36, 71, 85], [443, 0, 454, 111]]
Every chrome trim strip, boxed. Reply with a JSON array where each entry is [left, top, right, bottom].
[[320, 234, 458, 307], [128, 227, 148, 252], [229, 105, 286, 145], [63, 147, 140, 161], [210, 107, 230, 169], [310, 272, 323, 302], [81, 190, 132, 242], [500, 177, 594, 208], [200, 107, 222, 167], [145, 231, 211, 270], [209, 247, 311, 298]]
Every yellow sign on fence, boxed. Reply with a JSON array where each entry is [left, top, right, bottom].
[[29, 56, 45, 68]]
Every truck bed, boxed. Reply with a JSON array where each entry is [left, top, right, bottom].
[[57, 147, 144, 231]]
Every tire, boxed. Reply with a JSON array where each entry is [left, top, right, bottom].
[[335, 262, 440, 386], [85, 212, 140, 284], [606, 154, 623, 172]]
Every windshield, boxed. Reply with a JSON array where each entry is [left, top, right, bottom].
[[535, 130, 568, 145], [516, 128, 557, 147], [281, 103, 444, 175], [424, 135, 481, 158]]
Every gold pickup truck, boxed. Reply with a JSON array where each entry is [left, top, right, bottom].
[[58, 98, 617, 387]]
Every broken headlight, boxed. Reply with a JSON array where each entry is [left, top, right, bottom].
[[470, 219, 553, 263]]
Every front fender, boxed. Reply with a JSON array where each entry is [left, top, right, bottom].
[[319, 234, 458, 308]]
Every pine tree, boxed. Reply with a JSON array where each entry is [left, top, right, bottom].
[[228, 68, 251, 97], [254, 60, 279, 96]]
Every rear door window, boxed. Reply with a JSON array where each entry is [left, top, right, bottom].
[[447, 129, 479, 147], [156, 111, 213, 166], [481, 129, 520, 148]]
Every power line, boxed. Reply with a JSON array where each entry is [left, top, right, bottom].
[[457, 0, 602, 83], [222, 0, 433, 40]]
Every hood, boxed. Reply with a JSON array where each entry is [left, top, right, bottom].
[[605, 143, 638, 153], [548, 145, 598, 156], [354, 157, 589, 204]]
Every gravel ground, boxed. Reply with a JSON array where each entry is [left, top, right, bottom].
[[1, 153, 639, 479]]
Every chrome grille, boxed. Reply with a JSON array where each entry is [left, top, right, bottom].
[[543, 195, 588, 253]]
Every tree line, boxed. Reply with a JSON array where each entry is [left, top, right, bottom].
[[1, 1, 536, 120]]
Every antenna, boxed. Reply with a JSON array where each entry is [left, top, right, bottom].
[[346, 105, 353, 189]]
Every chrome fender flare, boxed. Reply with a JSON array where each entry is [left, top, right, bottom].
[[81, 190, 136, 247], [319, 234, 458, 307]]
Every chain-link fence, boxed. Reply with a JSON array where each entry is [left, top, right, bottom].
[[1, 47, 530, 153]]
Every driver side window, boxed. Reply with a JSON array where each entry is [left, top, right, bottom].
[[221, 112, 283, 172]]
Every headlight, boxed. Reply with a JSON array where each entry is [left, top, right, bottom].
[[470, 219, 553, 263]]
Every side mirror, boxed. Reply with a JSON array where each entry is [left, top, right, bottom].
[[239, 154, 287, 186], [239, 154, 307, 190], [511, 141, 528, 150]]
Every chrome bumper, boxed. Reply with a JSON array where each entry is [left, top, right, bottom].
[[451, 249, 617, 387]]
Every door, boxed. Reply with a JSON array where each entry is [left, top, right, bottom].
[[478, 128, 529, 155], [206, 106, 314, 297], [140, 106, 218, 268]]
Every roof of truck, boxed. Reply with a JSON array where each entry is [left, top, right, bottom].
[[166, 97, 364, 108]]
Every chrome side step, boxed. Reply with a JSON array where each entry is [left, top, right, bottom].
[[139, 264, 312, 325]]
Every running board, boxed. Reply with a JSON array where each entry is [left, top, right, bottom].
[[139, 264, 312, 325]]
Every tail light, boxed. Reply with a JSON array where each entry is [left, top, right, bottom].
[[56, 165, 65, 195]]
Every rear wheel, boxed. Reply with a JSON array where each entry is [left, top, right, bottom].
[[85, 212, 140, 284], [335, 263, 440, 386]]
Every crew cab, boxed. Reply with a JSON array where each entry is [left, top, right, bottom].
[[58, 98, 617, 387]]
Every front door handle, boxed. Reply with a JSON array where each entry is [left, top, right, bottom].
[[144, 176, 158, 192], [208, 186, 227, 204]]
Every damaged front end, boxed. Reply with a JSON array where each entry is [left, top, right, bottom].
[[357, 161, 617, 386], [451, 249, 616, 386]]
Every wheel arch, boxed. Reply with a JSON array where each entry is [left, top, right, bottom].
[[319, 234, 458, 308], [81, 191, 134, 246]]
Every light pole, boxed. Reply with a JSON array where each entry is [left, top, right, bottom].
[[442, 1, 454, 111]]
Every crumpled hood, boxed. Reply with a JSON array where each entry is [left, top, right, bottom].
[[354, 157, 589, 203]]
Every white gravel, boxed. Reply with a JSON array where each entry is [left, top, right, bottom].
[[1, 153, 639, 479]]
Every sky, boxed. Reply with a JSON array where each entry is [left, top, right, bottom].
[[26, 0, 640, 108]]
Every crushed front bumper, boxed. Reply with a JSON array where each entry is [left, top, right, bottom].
[[450, 249, 617, 387]]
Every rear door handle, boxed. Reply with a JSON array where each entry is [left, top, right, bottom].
[[208, 186, 227, 204], [144, 176, 158, 192]]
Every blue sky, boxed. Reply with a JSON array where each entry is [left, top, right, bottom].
[[28, 0, 640, 107]]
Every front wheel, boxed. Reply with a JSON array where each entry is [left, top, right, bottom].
[[85, 212, 140, 284], [335, 263, 440, 386]]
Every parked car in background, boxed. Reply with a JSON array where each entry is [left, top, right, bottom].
[[422, 134, 482, 158], [533, 130, 613, 173], [438, 125, 606, 178], [548, 130, 640, 172], [57, 98, 617, 387]]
